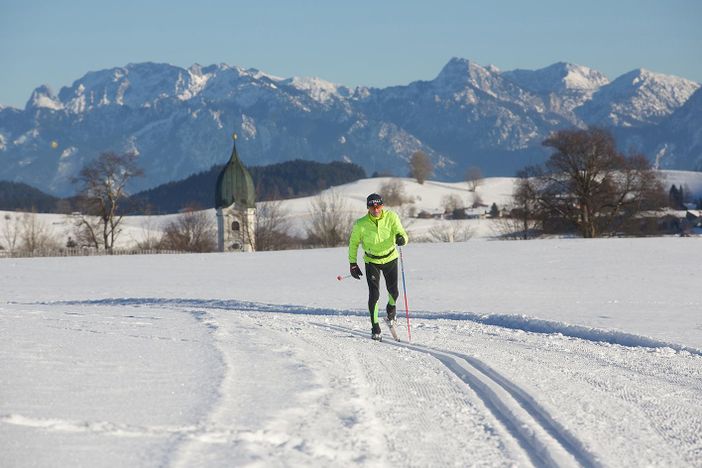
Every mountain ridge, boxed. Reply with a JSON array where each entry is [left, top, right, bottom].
[[1, 57, 699, 196]]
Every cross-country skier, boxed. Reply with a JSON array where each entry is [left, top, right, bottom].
[[348, 193, 409, 340]]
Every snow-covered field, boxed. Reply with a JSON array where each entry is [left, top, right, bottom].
[[2, 238, 701, 467], [2, 172, 702, 467]]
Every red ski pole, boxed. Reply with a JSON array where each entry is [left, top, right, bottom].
[[398, 246, 412, 342], [336, 274, 353, 281]]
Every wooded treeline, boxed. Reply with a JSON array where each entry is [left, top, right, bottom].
[[0, 160, 367, 214]]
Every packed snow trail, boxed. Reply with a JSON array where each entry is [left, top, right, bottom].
[[3, 299, 701, 467], [167, 308, 518, 466], [323, 323, 598, 467]]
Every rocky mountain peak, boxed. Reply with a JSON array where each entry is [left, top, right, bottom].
[[1, 58, 700, 196], [579, 68, 700, 127], [503, 62, 609, 95], [611, 68, 699, 100], [26, 85, 63, 111], [435, 57, 494, 85], [53, 62, 191, 112], [282, 76, 350, 103]]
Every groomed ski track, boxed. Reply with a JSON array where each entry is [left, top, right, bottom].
[[4, 298, 700, 467], [323, 323, 598, 467]]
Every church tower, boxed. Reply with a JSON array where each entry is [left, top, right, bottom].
[[215, 133, 256, 252]]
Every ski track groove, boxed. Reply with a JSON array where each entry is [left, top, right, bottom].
[[490, 331, 702, 467], [298, 321, 502, 466], [17, 299, 702, 466], [456, 351, 599, 468], [321, 323, 599, 468], [297, 318, 526, 466]]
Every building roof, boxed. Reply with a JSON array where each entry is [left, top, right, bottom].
[[215, 135, 256, 209]]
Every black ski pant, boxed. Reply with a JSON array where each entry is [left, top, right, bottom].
[[365, 259, 399, 327]]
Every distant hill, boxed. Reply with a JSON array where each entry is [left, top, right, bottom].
[[250, 160, 367, 200], [126, 159, 366, 213], [0, 159, 365, 214], [0, 181, 61, 212]]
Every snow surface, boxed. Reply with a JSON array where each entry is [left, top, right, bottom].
[[283, 77, 346, 104], [581, 69, 700, 127], [1, 174, 702, 467], [2, 239, 701, 467], [503, 62, 610, 94]]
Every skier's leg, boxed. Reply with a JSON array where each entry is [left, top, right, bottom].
[[365, 262, 382, 334], [382, 259, 399, 320]]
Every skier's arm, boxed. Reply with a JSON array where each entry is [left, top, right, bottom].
[[348, 222, 362, 263], [393, 212, 408, 246]]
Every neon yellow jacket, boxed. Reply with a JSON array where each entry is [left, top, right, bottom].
[[348, 209, 408, 265]]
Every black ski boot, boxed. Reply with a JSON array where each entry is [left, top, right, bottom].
[[371, 323, 382, 341], [386, 304, 397, 326]]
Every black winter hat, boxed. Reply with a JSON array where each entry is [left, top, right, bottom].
[[366, 193, 383, 207]]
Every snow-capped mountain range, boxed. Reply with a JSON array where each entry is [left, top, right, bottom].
[[1, 58, 700, 196]]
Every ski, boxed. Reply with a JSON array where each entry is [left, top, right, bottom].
[[385, 318, 400, 341]]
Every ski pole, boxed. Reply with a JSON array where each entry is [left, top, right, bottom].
[[398, 246, 412, 342], [336, 274, 353, 281]]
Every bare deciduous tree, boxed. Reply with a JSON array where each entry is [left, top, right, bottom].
[[159, 208, 217, 252], [133, 215, 162, 250], [72, 152, 144, 251], [491, 190, 541, 240], [502, 166, 543, 240], [441, 194, 463, 213], [305, 190, 355, 247], [470, 192, 484, 208], [2, 213, 21, 253], [524, 128, 665, 238], [409, 151, 433, 185], [465, 166, 484, 192], [255, 200, 297, 251], [421, 221, 474, 243], [378, 179, 411, 206], [18, 211, 60, 254], [71, 213, 102, 249], [491, 216, 536, 240]]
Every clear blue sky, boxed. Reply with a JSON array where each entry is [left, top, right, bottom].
[[1, 0, 700, 108]]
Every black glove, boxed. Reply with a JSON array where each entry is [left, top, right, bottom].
[[350, 263, 363, 279], [395, 234, 406, 246]]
